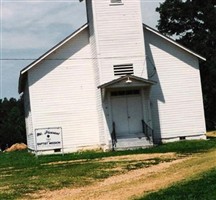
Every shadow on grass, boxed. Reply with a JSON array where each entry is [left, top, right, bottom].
[[1, 139, 216, 199], [32, 139, 216, 164], [137, 168, 216, 200], [1, 139, 216, 173]]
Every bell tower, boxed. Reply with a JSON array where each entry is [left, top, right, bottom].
[[82, 0, 147, 83]]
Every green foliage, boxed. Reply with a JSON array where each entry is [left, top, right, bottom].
[[0, 97, 26, 150], [156, 0, 216, 130], [138, 168, 216, 200]]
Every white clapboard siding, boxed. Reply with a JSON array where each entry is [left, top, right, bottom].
[[88, 0, 147, 84], [21, 0, 206, 153], [24, 83, 35, 150], [86, 0, 106, 146], [28, 28, 101, 151], [144, 28, 206, 141]]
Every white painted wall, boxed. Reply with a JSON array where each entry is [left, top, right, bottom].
[[22, 0, 206, 153], [27, 28, 101, 152], [87, 0, 147, 85], [86, 0, 107, 147], [86, 0, 148, 147], [24, 83, 34, 150], [144, 28, 206, 142]]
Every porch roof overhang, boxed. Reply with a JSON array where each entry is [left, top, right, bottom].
[[98, 75, 156, 101], [98, 75, 156, 89]]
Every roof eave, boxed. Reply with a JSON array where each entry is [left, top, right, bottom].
[[98, 75, 156, 89], [18, 23, 89, 94], [143, 24, 206, 61], [20, 23, 89, 75]]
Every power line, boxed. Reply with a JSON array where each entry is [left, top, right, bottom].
[[0, 55, 148, 61]]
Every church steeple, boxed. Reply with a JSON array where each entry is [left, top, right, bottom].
[[82, 0, 147, 82]]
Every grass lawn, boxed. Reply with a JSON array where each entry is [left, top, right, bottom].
[[1, 139, 216, 199], [138, 168, 216, 200]]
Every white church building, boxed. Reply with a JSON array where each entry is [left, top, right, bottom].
[[19, 0, 206, 154]]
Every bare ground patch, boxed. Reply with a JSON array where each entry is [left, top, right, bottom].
[[23, 153, 183, 200], [43, 153, 177, 166], [21, 150, 216, 200]]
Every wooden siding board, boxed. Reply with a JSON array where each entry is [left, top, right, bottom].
[[91, 0, 147, 85], [23, 0, 206, 152], [87, 0, 108, 146], [86, 0, 150, 147], [28, 28, 102, 150], [86, 0, 154, 147], [143, 25, 206, 61], [144, 28, 206, 141], [24, 81, 35, 150]]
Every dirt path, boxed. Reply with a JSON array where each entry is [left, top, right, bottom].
[[27, 150, 216, 200]]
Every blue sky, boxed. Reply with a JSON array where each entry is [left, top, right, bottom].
[[0, 0, 164, 99]]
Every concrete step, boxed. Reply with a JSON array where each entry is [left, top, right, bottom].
[[114, 136, 153, 150]]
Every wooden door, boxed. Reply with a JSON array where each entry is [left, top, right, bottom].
[[111, 90, 143, 138]]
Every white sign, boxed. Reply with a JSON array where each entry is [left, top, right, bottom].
[[35, 127, 62, 151]]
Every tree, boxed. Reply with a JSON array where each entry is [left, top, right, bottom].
[[156, 0, 216, 130], [0, 97, 26, 150]]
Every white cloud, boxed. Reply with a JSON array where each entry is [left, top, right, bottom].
[[2, 1, 86, 50]]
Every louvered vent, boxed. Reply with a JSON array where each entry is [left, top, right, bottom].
[[114, 64, 134, 76], [111, 0, 122, 3]]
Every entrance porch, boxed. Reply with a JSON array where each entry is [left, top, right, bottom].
[[98, 75, 156, 150]]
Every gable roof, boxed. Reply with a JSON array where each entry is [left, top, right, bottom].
[[19, 22, 206, 93], [18, 23, 88, 93], [98, 75, 156, 101], [143, 24, 206, 61], [20, 23, 88, 75]]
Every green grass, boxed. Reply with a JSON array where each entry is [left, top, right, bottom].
[[138, 168, 216, 200], [0, 151, 119, 199], [1, 139, 216, 199]]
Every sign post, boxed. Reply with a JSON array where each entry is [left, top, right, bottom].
[[35, 127, 63, 155]]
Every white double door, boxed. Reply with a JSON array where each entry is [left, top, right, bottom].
[[111, 93, 143, 138]]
